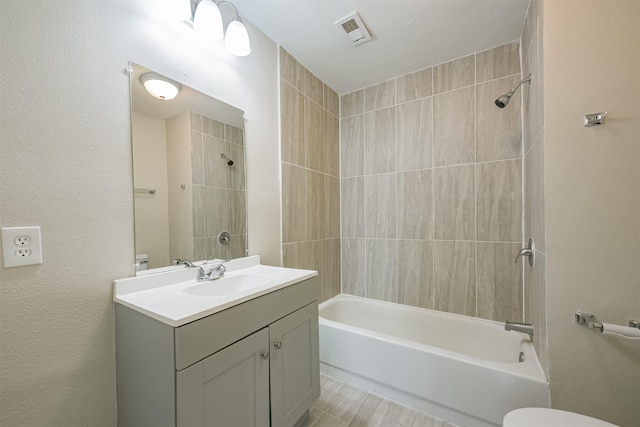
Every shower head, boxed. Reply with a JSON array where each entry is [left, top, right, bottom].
[[495, 93, 513, 108], [494, 73, 532, 108]]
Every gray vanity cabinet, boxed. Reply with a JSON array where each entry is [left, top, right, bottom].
[[115, 277, 319, 427]]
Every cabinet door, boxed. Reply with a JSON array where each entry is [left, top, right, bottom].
[[270, 303, 320, 427], [176, 328, 270, 427]]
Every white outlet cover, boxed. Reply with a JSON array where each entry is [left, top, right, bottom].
[[2, 226, 43, 268]]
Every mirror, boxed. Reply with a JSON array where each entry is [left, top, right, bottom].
[[129, 62, 247, 273]]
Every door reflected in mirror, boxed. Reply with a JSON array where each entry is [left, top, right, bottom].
[[130, 62, 247, 273]]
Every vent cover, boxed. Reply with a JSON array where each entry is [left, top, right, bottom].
[[335, 12, 372, 46]]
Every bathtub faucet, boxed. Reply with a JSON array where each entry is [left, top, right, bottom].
[[505, 321, 534, 338]]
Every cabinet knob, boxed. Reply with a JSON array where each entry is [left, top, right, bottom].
[[273, 341, 282, 349], [260, 351, 269, 359]]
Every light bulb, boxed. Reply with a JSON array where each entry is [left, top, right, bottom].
[[225, 20, 251, 56], [194, 0, 223, 41]]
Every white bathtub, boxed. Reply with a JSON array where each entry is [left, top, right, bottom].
[[318, 295, 550, 427]]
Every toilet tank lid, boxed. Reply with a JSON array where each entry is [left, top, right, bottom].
[[503, 408, 618, 427]]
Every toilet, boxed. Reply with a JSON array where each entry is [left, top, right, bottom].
[[503, 408, 618, 427]]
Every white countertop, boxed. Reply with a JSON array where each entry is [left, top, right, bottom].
[[113, 256, 317, 327]]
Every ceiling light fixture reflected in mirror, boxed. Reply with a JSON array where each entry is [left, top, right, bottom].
[[140, 73, 182, 100], [188, 0, 251, 57]]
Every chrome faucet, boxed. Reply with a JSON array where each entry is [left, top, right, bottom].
[[505, 321, 534, 338], [175, 258, 207, 281], [205, 260, 227, 280]]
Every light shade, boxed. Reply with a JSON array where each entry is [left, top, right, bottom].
[[194, 0, 224, 41], [224, 20, 251, 56], [140, 73, 181, 100]]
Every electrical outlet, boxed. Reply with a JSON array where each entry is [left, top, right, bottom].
[[14, 236, 31, 246], [16, 248, 32, 257], [2, 226, 43, 268]]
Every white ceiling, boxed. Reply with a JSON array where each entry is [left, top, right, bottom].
[[232, 0, 529, 94]]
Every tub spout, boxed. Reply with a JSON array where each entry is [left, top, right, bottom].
[[505, 321, 534, 337]]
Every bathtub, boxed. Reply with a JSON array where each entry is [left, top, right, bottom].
[[318, 295, 550, 427]]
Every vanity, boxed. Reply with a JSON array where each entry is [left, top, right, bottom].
[[114, 256, 320, 427]]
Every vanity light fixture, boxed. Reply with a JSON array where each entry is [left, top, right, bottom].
[[140, 73, 181, 100], [191, 0, 251, 57]]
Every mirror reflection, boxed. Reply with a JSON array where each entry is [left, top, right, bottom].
[[130, 62, 247, 273]]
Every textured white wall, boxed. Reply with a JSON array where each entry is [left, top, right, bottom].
[[0, 0, 280, 425], [543, 1, 640, 425]]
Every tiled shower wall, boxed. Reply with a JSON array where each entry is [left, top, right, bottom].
[[522, 0, 547, 377], [279, 48, 342, 303], [190, 111, 247, 260], [340, 42, 524, 322]]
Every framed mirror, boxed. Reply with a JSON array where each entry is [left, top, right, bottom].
[[129, 62, 247, 273]]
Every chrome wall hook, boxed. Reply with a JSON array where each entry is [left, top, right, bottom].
[[515, 237, 535, 267], [584, 112, 607, 127]]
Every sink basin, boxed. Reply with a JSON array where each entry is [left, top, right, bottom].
[[183, 273, 273, 297]]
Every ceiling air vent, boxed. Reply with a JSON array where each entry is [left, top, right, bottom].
[[335, 12, 372, 46]]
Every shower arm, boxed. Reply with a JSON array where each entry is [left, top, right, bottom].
[[507, 73, 532, 96]]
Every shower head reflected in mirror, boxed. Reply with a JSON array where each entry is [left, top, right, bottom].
[[495, 73, 532, 108]]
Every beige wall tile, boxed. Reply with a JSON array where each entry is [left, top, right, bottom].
[[306, 170, 326, 240], [203, 117, 224, 138], [323, 238, 341, 301], [433, 54, 475, 94], [476, 42, 520, 83], [340, 115, 365, 177], [229, 189, 246, 235], [191, 131, 204, 185], [476, 76, 522, 162], [476, 160, 522, 242], [341, 90, 364, 118], [193, 238, 206, 260], [226, 142, 245, 190], [397, 68, 433, 103], [280, 47, 304, 90], [324, 84, 340, 117], [304, 68, 324, 105], [532, 252, 547, 377], [341, 177, 364, 238], [433, 87, 475, 167], [397, 98, 433, 172], [365, 173, 397, 238], [192, 184, 206, 238], [203, 135, 227, 188], [325, 111, 340, 177], [398, 240, 433, 309], [305, 98, 325, 172], [524, 24, 541, 154], [433, 241, 476, 316], [283, 241, 312, 270], [189, 111, 202, 132], [525, 134, 545, 253], [398, 170, 433, 240], [477, 242, 523, 321], [207, 236, 230, 260], [365, 239, 398, 303], [229, 234, 246, 259], [281, 81, 305, 166], [325, 175, 341, 239], [309, 239, 326, 301], [341, 238, 365, 297], [434, 165, 475, 240], [224, 124, 243, 146], [282, 163, 307, 243], [364, 79, 396, 112], [365, 107, 396, 174], [204, 186, 229, 236]]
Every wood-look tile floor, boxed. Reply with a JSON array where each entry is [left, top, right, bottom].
[[303, 374, 459, 427]]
